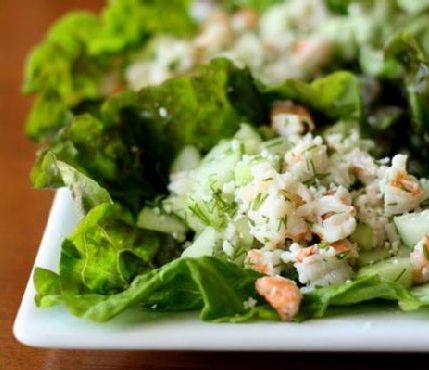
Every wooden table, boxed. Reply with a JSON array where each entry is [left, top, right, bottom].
[[0, 1, 426, 368]]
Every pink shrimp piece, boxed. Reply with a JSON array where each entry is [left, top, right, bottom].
[[295, 246, 317, 263], [255, 276, 302, 321], [411, 235, 429, 284], [271, 101, 313, 124], [246, 249, 270, 275], [391, 173, 422, 196]]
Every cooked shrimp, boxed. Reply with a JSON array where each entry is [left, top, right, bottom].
[[232, 8, 259, 31], [255, 276, 302, 321], [271, 101, 313, 121], [246, 249, 283, 276], [295, 245, 317, 262], [384, 155, 424, 216], [246, 249, 271, 275], [410, 236, 429, 284], [271, 101, 314, 137]]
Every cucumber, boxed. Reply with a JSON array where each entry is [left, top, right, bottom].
[[234, 124, 261, 154], [182, 227, 218, 257], [350, 222, 374, 250], [171, 145, 201, 173], [260, 137, 291, 156], [235, 162, 253, 186], [358, 248, 391, 266], [357, 257, 412, 287], [394, 210, 429, 248], [197, 141, 240, 189], [137, 207, 186, 235], [234, 216, 254, 249]]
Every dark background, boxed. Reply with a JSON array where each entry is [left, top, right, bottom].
[[0, 1, 427, 368]]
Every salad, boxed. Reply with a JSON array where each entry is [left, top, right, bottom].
[[26, 0, 429, 322]]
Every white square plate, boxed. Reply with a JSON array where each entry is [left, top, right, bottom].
[[13, 189, 429, 351]]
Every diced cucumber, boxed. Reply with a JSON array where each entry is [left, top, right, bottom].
[[171, 145, 201, 174], [234, 216, 254, 250], [202, 140, 235, 163], [137, 207, 186, 235], [357, 257, 412, 287], [235, 162, 253, 186], [350, 222, 374, 250], [394, 210, 429, 247], [358, 248, 391, 266], [163, 195, 206, 233], [182, 227, 218, 257], [234, 124, 261, 154], [196, 141, 240, 189], [260, 137, 291, 156]]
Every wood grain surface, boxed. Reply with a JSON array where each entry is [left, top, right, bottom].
[[0, 1, 427, 369]]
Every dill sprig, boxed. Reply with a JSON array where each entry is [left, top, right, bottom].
[[252, 193, 268, 211]]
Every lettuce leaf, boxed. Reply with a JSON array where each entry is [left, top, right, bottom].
[[222, 0, 283, 12], [30, 59, 266, 213], [34, 256, 263, 322], [23, 1, 195, 141], [59, 203, 162, 295], [299, 275, 426, 320], [31, 152, 112, 214], [261, 71, 362, 121], [34, 268, 62, 308], [91, 0, 195, 55], [103, 58, 266, 157], [384, 33, 429, 174]]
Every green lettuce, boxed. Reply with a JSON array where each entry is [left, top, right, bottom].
[[34, 268, 62, 308], [261, 71, 362, 121], [59, 203, 163, 295], [30, 59, 266, 213], [23, 0, 195, 141], [222, 0, 283, 12], [34, 256, 264, 322], [31, 152, 112, 214], [299, 275, 428, 320], [384, 33, 429, 174]]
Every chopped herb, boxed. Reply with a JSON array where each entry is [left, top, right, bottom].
[[399, 183, 411, 193], [277, 215, 288, 232], [315, 173, 329, 181], [277, 217, 284, 232], [188, 203, 211, 225], [211, 188, 236, 217], [317, 242, 330, 250], [336, 251, 350, 260], [387, 202, 398, 206], [264, 137, 284, 148], [252, 193, 268, 211], [394, 268, 407, 282], [423, 243, 429, 261], [248, 218, 256, 227], [239, 142, 245, 156], [304, 144, 318, 152], [263, 177, 273, 181]]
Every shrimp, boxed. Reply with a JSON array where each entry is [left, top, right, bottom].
[[271, 101, 314, 137], [232, 8, 259, 31], [384, 155, 423, 216], [255, 276, 302, 321], [292, 38, 333, 70], [246, 249, 283, 276], [246, 249, 271, 275], [295, 245, 317, 262], [410, 236, 429, 284]]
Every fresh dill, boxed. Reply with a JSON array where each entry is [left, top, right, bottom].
[[394, 268, 407, 282], [252, 193, 268, 211]]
